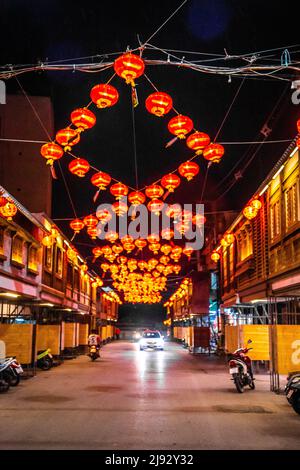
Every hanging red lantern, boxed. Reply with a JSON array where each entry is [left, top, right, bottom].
[[135, 239, 147, 250], [203, 143, 225, 163], [90, 84, 119, 108], [145, 184, 164, 199], [161, 173, 181, 193], [96, 208, 112, 224], [243, 205, 258, 220], [91, 171, 111, 191], [55, 127, 80, 151], [121, 235, 134, 245], [83, 214, 98, 227], [149, 242, 161, 255], [112, 244, 123, 255], [165, 204, 182, 219], [175, 220, 190, 235], [112, 201, 128, 217], [128, 191, 146, 206], [250, 199, 262, 211], [173, 265, 181, 275], [147, 233, 160, 244], [161, 228, 174, 240], [0, 201, 17, 221], [123, 242, 135, 253], [178, 161, 199, 181], [138, 260, 148, 271], [183, 245, 194, 259], [168, 114, 193, 139], [87, 227, 99, 239], [68, 158, 90, 177], [40, 142, 64, 165], [145, 92, 173, 117], [92, 247, 102, 258], [186, 132, 210, 154], [110, 182, 128, 200], [105, 231, 119, 243], [147, 199, 164, 215], [211, 251, 220, 263], [161, 244, 172, 256], [193, 214, 206, 226], [114, 53, 145, 85], [70, 108, 96, 132], [69, 218, 85, 233]]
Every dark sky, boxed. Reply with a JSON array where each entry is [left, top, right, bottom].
[[1, 0, 300, 315]]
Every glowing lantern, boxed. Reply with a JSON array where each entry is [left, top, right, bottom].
[[168, 114, 193, 139], [128, 191, 145, 206], [175, 220, 190, 235], [172, 246, 182, 258], [118, 256, 128, 265], [112, 201, 128, 217], [160, 255, 170, 265], [69, 158, 90, 177], [173, 265, 181, 275], [87, 227, 99, 239], [193, 214, 206, 226], [225, 233, 235, 245], [42, 235, 54, 248], [161, 173, 181, 193], [145, 92, 173, 117], [186, 131, 210, 154], [101, 263, 110, 273], [112, 245, 123, 255], [70, 108, 96, 132], [67, 248, 78, 261], [178, 161, 199, 181], [0, 201, 18, 221], [110, 182, 128, 200], [161, 228, 174, 240], [105, 231, 119, 243], [123, 242, 135, 253], [165, 204, 182, 219], [114, 53, 145, 85], [92, 247, 102, 258], [211, 251, 220, 263], [243, 205, 258, 220], [250, 199, 262, 211], [0, 196, 7, 207], [83, 214, 98, 227], [102, 245, 112, 257], [40, 142, 63, 165], [55, 127, 80, 151], [161, 244, 172, 256], [81, 264, 88, 273], [147, 233, 160, 244], [203, 143, 225, 163], [220, 238, 228, 248], [149, 242, 161, 254], [135, 239, 147, 250], [91, 171, 111, 190], [69, 218, 85, 233], [147, 199, 164, 215], [145, 184, 164, 200], [96, 208, 112, 224], [90, 84, 119, 108]]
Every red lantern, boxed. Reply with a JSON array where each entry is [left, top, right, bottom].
[[128, 191, 146, 206], [96, 208, 112, 224], [70, 218, 85, 233], [193, 214, 206, 226], [161, 244, 172, 256], [40, 142, 63, 165], [110, 182, 128, 200], [112, 201, 128, 217], [168, 114, 193, 139], [161, 228, 174, 240], [0, 196, 7, 207], [250, 199, 262, 211], [135, 239, 147, 250], [186, 132, 210, 154], [90, 84, 119, 108], [211, 251, 220, 263], [0, 201, 17, 221], [147, 199, 164, 215], [145, 92, 173, 117], [68, 158, 90, 177], [70, 108, 96, 132], [145, 184, 164, 199], [161, 173, 181, 192], [83, 214, 98, 227], [165, 204, 182, 219], [105, 231, 119, 243], [92, 247, 102, 258], [91, 171, 111, 191], [147, 233, 160, 244], [183, 245, 194, 258], [55, 127, 80, 151], [114, 53, 145, 85], [178, 161, 199, 181], [203, 143, 225, 163], [87, 226, 99, 239]]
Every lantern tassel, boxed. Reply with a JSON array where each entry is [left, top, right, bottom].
[[70, 232, 77, 242], [165, 136, 178, 148], [50, 165, 58, 179], [163, 191, 170, 201], [93, 189, 100, 203], [131, 86, 139, 108]]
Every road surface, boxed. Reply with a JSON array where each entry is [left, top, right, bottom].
[[0, 341, 299, 450]]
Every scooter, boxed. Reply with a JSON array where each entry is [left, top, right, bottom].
[[228, 339, 255, 393], [88, 344, 100, 361], [0, 359, 12, 393], [2, 357, 23, 386], [285, 372, 300, 415], [37, 349, 53, 370]]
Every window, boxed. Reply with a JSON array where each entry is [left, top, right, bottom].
[[237, 224, 253, 262], [55, 246, 63, 278], [229, 244, 234, 280], [223, 249, 228, 285], [28, 245, 38, 272], [270, 200, 281, 240], [285, 182, 299, 229], [44, 245, 53, 272], [11, 235, 23, 265]]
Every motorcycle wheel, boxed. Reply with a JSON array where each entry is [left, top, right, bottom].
[[234, 375, 244, 393], [0, 379, 10, 393], [4, 370, 20, 386], [291, 393, 300, 415], [249, 380, 255, 390], [40, 358, 52, 371]]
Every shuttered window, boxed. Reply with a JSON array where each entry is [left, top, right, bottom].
[[11, 235, 23, 265], [270, 200, 281, 240], [285, 182, 299, 229], [28, 245, 38, 272]]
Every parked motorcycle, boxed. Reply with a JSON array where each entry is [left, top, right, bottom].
[[0, 359, 12, 393], [2, 357, 23, 386], [285, 372, 300, 415], [37, 349, 53, 370], [88, 345, 100, 361], [228, 339, 255, 393]]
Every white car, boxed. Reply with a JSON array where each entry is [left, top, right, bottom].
[[139, 330, 164, 351]]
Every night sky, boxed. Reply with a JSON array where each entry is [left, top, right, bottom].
[[1, 0, 300, 320]]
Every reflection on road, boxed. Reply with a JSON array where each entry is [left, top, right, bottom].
[[134, 342, 166, 387]]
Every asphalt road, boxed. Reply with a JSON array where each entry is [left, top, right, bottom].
[[0, 341, 299, 450]]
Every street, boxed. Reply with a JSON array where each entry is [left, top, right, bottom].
[[0, 341, 299, 450]]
